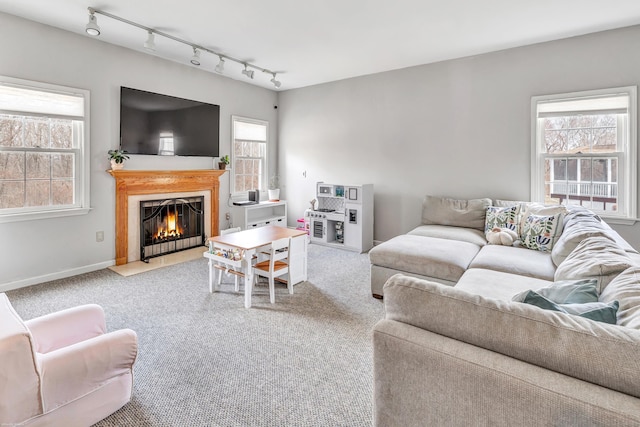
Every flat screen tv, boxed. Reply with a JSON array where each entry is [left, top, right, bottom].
[[119, 86, 220, 157]]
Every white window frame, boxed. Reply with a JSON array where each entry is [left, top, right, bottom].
[[0, 75, 91, 223], [230, 115, 269, 196], [531, 86, 637, 224]]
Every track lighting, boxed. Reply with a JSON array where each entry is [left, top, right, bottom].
[[242, 64, 254, 79], [270, 73, 281, 88], [190, 48, 201, 66], [84, 7, 283, 87], [144, 31, 156, 51], [85, 9, 100, 36], [215, 56, 225, 74]]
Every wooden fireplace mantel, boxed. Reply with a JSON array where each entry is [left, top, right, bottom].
[[108, 169, 226, 266]]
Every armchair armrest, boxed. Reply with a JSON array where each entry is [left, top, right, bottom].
[[25, 304, 106, 353], [39, 328, 138, 412]]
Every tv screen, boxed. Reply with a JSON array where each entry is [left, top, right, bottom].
[[119, 87, 220, 157]]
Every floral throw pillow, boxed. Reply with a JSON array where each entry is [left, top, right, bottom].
[[485, 205, 520, 234], [521, 212, 564, 252]]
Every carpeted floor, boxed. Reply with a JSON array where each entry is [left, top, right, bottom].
[[7, 244, 384, 426]]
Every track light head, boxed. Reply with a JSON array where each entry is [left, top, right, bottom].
[[85, 9, 101, 36], [144, 31, 156, 51], [270, 73, 281, 88], [242, 64, 254, 79], [215, 56, 225, 74], [190, 48, 201, 66]]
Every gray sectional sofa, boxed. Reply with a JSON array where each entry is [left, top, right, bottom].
[[369, 196, 640, 426]]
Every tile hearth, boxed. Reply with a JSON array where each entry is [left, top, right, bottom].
[[108, 247, 205, 277]]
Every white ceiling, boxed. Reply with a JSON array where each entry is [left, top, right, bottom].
[[2, 1, 640, 91]]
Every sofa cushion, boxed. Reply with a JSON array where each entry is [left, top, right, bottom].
[[407, 224, 487, 246], [383, 274, 640, 398], [484, 205, 520, 233], [551, 206, 616, 266], [554, 236, 633, 293], [456, 268, 552, 300], [421, 196, 492, 231], [519, 290, 619, 324], [468, 245, 556, 281], [551, 216, 615, 267], [600, 266, 640, 330], [369, 235, 480, 283], [494, 199, 528, 208], [520, 212, 564, 252]]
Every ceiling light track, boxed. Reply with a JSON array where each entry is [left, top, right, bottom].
[[85, 7, 282, 88]]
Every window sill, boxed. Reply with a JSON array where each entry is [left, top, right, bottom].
[[600, 216, 638, 226], [0, 207, 91, 224]]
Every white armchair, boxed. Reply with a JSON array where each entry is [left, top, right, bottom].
[[0, 293, 138, 427]]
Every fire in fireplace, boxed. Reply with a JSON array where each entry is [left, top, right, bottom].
[[140, 196, 205, 262]]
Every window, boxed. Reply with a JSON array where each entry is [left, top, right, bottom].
[[0, 76, 90, 222], [531, 87, 637, 221], [231, 116, 268, 195]]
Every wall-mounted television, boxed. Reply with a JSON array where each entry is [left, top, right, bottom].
[[119, 86, 220, 157]]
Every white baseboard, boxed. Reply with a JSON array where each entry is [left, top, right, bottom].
[[0, 260, 115, 293]]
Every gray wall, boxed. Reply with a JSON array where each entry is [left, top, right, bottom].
[[278, 25, 640, 248], [0, 12, 278, 290]]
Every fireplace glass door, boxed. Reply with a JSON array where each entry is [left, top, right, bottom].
[[140, 196, 204, 262]]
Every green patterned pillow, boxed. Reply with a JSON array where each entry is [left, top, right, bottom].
[[485, 205, 520, 234], [521, 212, 564, 252]]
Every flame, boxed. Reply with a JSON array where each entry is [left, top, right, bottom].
[[154, 211, 183, 240]]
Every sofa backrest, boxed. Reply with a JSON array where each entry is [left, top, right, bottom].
[[600, 266, 640, 329], [421, 196, 491, 231], [383, 274, 640, 398]]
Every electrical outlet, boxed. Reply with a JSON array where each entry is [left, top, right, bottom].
[[225, 213, 231, 220], [96, 231, 104, 242]]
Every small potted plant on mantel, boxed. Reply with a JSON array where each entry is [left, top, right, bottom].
[[108, 149, 129, 170], [218, 155, 230, 170], [268, 175, 280, 201]]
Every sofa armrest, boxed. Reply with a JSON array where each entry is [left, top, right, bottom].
[[374, 319, 640, 426], [38, 328, 138, 412], [383, 274, 640, 398], [25, 304, 106, 353]]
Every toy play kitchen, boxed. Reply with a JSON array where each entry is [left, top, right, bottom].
[[305, 182, 373, 253]]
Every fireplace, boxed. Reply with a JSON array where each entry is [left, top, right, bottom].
[[140, 196, 205, 262], [108, 170, 226, 266]]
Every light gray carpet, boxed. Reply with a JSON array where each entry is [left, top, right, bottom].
[[7, 244, 384, 426]]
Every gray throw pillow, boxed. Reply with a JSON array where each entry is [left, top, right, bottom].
[[522, 291, 619, 324], [512, 279, 598, 304]]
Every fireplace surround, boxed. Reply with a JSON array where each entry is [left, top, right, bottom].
[[108, 169, 225, 266]]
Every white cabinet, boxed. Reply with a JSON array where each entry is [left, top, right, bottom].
[[231, 201, 287, 230], [306, 183, 373, 253]]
